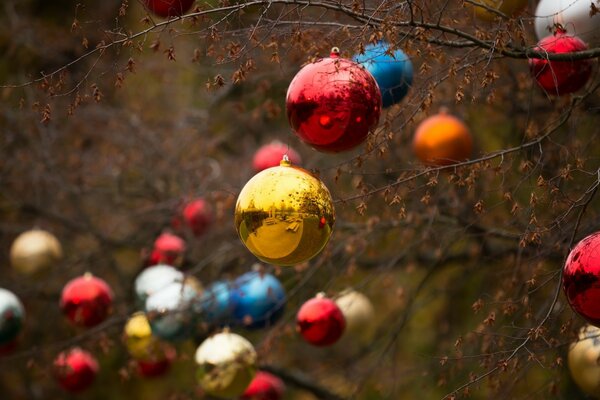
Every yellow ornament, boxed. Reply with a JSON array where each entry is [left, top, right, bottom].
[[335, 289, 376, 346], [234, 158, 335, 266], [195, 331, 257, 399], [469, 0, 527, 21], [10, 229, 63, 274], [568, 325, 600, 397], [123, 312, 165, 361]]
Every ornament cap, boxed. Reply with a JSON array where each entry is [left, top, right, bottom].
[[315, 292, 326, 299], [280, 155, 292, 167], [438, 106, 450, 115], [83, 272, 93, 280], [330, 47, 340, 58]]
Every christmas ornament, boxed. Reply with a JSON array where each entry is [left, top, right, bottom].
[[568, 325, 600, 397], [60, 273, 113, 328], [529, 31, 592, 96], [412, 109, 473, 166], [136, 355, 173, 378], [173, 198, 213, 237], [143, 0, 195, 18], [253, 141, 302, 172], [335, 289, 375, 345], [10, 229, 62, 275], [241, 371, 286, 400], [145, 278, 202, 341], [134, 264, 184, 307], [296, 294, 345, 346], [0, 288, 25, 348], [148, 232, 186, 267], [231, 270, 286, 329], [53, 348, 99, 393], [469, 0, 527, 21], [563, 231, 600, 326], [235, 157, 335, 266], [535, 0, 600, 46], [124, 312, 164, 360], [195, 331, 257, 399], [286, 47, 381, 152], [353, 42, 413, 108], [199, 280, 235, 327]]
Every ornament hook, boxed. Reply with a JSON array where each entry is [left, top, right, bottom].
[[330, 47, 340, 58]]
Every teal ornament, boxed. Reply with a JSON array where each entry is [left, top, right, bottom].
[[231, 271, 286, 329], [198, 281, 235, 327], [0, 288, 25, 346]]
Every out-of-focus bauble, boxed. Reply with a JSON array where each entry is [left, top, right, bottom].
[[195, 331, 257, 399], [535, 0, 600, 46], [136, 355, 172, 378], [335, 289, 375, 345], [568, 325, 600, 397], [53, 348, 99, 393], [469, 0, 527, 21], [173, 198, 213, 237], [286, 47, 381, 152], [143, 0, 195, 18], [235, 158, 335, 266], [231, 271, 286, 329], [145, 278, 202, 341], [253, 141, 302, 172], [198, 280, 235, 327], [124, 312, 163, 360], [353, 42, 413, 108], [529, 32, 592, 96], [296, 294, 345, 347], [134, 264, 184, 307], [241, 371, 286, 400], [412, 110, 473, 166], [563, 231, 600, 326], [148, 232, 186, 267], [10, 229, 62, 275], [0, 288, 25, 348], [60, 274, 113, 328]]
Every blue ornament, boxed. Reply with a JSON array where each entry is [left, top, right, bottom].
[[231, 271, 286, 329], [197, 280, 235, 327], [353, 42, 413, 108]]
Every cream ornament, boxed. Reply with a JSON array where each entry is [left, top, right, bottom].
[[335, 289, 376, 345], [568, 325, 600, 397], [10, 229, 62, 274]]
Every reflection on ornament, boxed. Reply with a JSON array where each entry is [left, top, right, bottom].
[[143, 0, 195, 18], [60, 274, 113, 328], [235, 158, 335, 266], [0, 288, 25, 350], [412, 109, 473, 166], [195, 331, 257, 399], [529, 32, 592, 96], [148, 232, 186, 267], [335, 289, 375, 345], [253, 141, 302, 172], [535, 0, 600, 46], [297, 294, 345, 347], [568, 325, 600, 397], [231, 270, 286, 329], [134, 264, 184, 307], [353, 42, 413, 108], [563, 231, 600, 326], [469, 0, 527, 21], [53, 348, 99, 393], [241, 371, 286, 400], [10, 229, 62, 275], [173, 198, 213, 237], [286, 47, 381, 152], [199, 280, 235, 327]]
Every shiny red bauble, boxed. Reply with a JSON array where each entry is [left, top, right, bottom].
[[529, 32, 593, 96], [173, 199, 212, 237], [136, 357, 171, 378], [296, 295, 345, 346], [148, 232, 186, 266], [286, 48, 381, 153], [60, 274, 113, 328], [241, 371, 286, 400], [253, 141, 302, 172], [563, 231, 600, 325], [143, 0, 195, 18], [53, 348, 99, 393]]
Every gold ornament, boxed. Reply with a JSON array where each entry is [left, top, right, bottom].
[[234, 158, 335, 266], [469, 0, 527, 21], [335, 289, 376, 345], [195, 331, 257, 399], [123, 312, 164, 361], [10, 229, 62, 275], [568, 325, 600, 397]]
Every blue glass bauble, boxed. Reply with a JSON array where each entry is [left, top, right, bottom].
[[231, 271, 286, 329], [197, 281, 235, 327], [0, 288, 25, 346], [353, 42, 413, 108]]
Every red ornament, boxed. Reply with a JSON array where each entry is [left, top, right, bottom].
[[252, 141, 302, 172], [143, 0, 195, 18], [529, 32, 592, 96], [296, 295, 345, 346], [286, 47, 381, 153], [241, 371, 286, 400], [53, 348, 99, 393], [136, 357, 171, 378], [60, 274, 113, 328], [173, 199, 213, 237], [148, 232, 186, 266], [564, 232, 600, 325]]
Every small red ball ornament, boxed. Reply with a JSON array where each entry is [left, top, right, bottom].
[[253, 141, 302, 172], [143, 0, 195, 18], [529, 31, 593, 96], [286, 47, 381, 153], [60, 273, 113, 328], [148, 232, 186, 266], [241, 371, 286, 400], [296, 294, 345, 346], [136, 349, 174, 378], [173, 199, 213, 237], [564, 232, 600, 325], [53, 348, 99, 393]]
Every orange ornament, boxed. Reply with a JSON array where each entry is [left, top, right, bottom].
[[412, 110, 473, 166]]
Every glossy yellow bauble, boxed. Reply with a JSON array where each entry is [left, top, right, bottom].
[[569, 325, 600, 397], [124, 312, 164, 361], [234, 158, 335, 266], [469, 0, 528, 21], [10, 229, 62, 274], [335, 289, 376, 345], [195, 331, 257, 399]]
